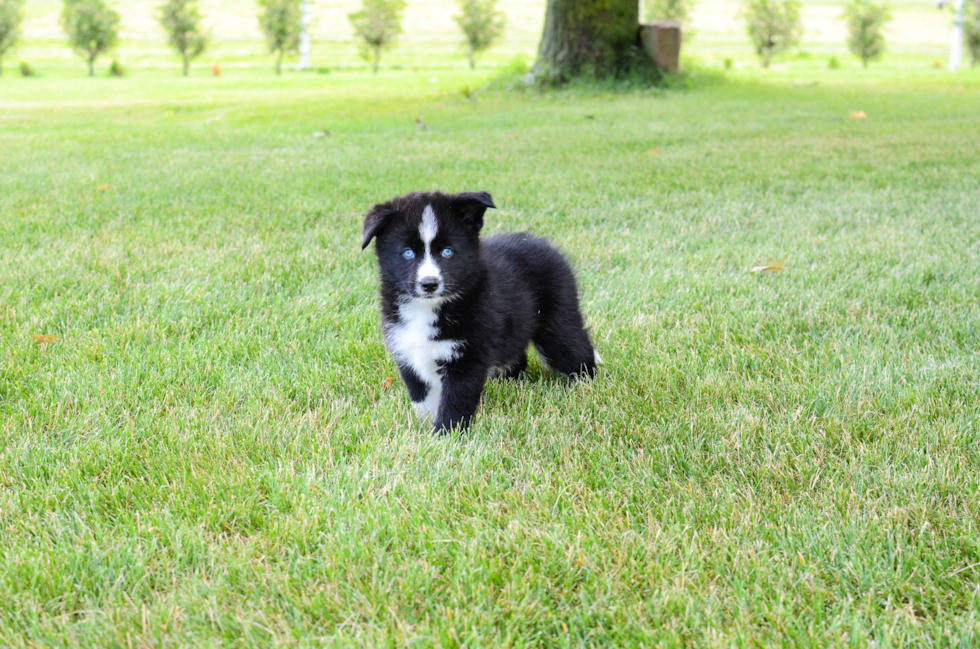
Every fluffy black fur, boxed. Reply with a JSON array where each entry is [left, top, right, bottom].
[[362, 190, 599, 434]]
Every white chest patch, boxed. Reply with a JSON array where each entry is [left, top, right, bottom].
[[385, 298, 459, 418]]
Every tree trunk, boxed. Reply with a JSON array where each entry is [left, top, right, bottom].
[[534, 0, 641, 82], [277, 49, 283, 75], [468, 46, 475, 70], [373, 47, 380, 73], [89, 58, 95, 77], [0, 57, 4, 77], [183, 52, 190, 77], [299, 0, 311, 70], [949, 0, 966, 70]]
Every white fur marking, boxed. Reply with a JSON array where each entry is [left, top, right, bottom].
[[423, 386, 442, 417], [419, 205, 438, 244], [593, 347, 604, 365], [417, 256, 441, 283], [416, 205, 443, 286], [385, 297, 458, 420]]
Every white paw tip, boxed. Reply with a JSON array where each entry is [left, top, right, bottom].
[[593, 348, 604, 365]]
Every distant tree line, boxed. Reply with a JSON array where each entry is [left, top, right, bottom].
[[738, 0, 895, 68], [0, 0, 507, 76], [60, 0, 120, 77], [0, 0, 24, 75], [1, 0, 978, 78], [159, 0, 209, 76]]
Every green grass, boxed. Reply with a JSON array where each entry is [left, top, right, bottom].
[[2, 64, 980, 647]]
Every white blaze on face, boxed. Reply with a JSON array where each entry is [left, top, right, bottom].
[[416, 204, 442, 287]]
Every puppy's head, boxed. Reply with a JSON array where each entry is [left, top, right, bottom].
[[361, 191, 495, 301]]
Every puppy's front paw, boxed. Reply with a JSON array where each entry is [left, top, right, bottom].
[[412, 401, 429, 418], [432, 416, 469, 436], [433, 422, 452, 436]]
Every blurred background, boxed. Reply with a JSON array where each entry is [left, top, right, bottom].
[[14, 0, 959, 74]]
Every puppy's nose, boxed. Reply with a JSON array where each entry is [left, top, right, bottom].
[[419, 277, 441, 294]]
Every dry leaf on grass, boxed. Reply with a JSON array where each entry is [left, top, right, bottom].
[[750, 259, 783, 275], [97, 184, 111, 191], [646, 148, 659, 155], [383, 377, 395, 390], [849, 110, 867, 120], [33, 334, 61, 344]]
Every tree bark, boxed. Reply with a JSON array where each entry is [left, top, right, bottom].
[[183, 52, 190, 77], [89, 58, 95, 77], [373, 47, 380, 73], [534, 0, 641, 82]]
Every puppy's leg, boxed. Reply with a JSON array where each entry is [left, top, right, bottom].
[[500, 351, 528, 380], [433, 360, 488, 434], [530, 251, 600, 380], [397, 364, 431, 417], [533, 314, 598, 380], [489, 351, 528, 381]]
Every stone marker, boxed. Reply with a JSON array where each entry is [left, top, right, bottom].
[[640, 21, 682, 73]]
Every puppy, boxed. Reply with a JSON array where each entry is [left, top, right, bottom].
[[362, 191, 601, 434]]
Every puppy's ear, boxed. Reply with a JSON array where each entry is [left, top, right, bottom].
[[451, 192, 495, 232], [362, 201, 399, 250]]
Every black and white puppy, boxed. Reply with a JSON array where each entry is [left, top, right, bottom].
[[362, 190, 601, 434]]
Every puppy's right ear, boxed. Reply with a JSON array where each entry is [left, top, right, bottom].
[[361, 201, 398, 250]]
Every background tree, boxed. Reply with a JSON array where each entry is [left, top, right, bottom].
[[966, 0, 980, 65], [349, 0, 406, 73], [645, 0, 694, 23], [842, 0, 890, 67], [534, 0, 641, 83], [257, 0, 301, 75], [158, 0, 208, 76], [454, 0, 505, 70], [0, 0, 24, 76], [741, 0, 801, 68], [61, 0, 120, 76]]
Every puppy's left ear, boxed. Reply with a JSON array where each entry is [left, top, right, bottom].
[[451, 191, 496, 232], [361, 201, 399, 250]]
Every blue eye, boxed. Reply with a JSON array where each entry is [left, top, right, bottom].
[[441, 248, 454, 258], [402, 249, 415, 260]]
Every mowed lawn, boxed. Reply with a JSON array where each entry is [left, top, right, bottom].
[[1, 68, 980, 647]]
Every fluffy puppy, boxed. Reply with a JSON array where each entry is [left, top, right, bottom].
[[362, 190, 600, 433]]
